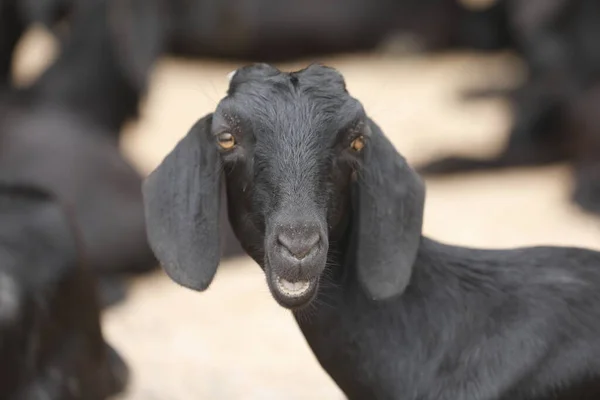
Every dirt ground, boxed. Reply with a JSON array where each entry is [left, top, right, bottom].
[[14, 29, 600, 400]]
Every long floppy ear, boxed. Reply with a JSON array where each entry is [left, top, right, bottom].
[[353, 118, 425, 300], [142, 115, 222, 291]]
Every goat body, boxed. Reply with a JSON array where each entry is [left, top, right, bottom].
[[0, 105, 155, 278], [300, 238, 600, 399]]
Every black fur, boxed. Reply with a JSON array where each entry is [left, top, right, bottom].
[[167, 0, 512, 57], [2, 0, 245, 306], [18, 0, 73, 27], [18, 0, 513, 65], [0, 0, 165, 306], [143, 115, 222, 291], [0, 183, 128, 399], [25, 0, 167, 137], [144, 63, 600, 399]]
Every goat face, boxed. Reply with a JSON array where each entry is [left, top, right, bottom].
[[213, 64, 368, 308], [144, 63, 425, 310]]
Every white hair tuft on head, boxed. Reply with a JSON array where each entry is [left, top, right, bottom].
[[227, 70, 238, 83]]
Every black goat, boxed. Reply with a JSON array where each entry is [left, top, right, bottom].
[[0, 183, 128, 399], [419, 0, 600, 214], [166, 0, 511, 60], [24, 0, 167, 139], [145, 64, 600, 400], [0, 0, 244, 305], [18, 0, 511, 64], [0, 0, 164, 306]]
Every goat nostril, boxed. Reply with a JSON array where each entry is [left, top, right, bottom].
[[277, 232, 320, 260]]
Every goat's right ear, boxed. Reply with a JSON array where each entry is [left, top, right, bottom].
[[142, 115, 222, 291], [352, 119, 425, 301]]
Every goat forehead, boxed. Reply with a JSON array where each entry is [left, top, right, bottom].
[[231, 85, 353, 141], [220, 67, 362, 167], [253, 99, 338, 166], [230, 92, 335, 183]]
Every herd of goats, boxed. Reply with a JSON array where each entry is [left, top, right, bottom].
[[1, 0, 600, 399]]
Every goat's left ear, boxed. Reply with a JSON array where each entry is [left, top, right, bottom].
[[352, 119, 425, 300]]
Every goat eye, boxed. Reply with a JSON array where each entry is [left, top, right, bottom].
[[217, 133, 236, 149], [350, 136, 365, 152]]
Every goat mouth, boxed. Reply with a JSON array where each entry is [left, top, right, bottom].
[[275, 276, 312, 298], [267, 272, 319, 309]]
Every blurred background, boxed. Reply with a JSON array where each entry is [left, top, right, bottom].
[[2, 0, 600, 398]]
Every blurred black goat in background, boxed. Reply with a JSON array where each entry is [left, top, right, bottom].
[[0, 0, 165, 306], [1, 0, 512, 80], [0, 183, 128, 399], [0, 0, 247, 306], [420, 0, 600, 215], [164, 0, 512, 61]]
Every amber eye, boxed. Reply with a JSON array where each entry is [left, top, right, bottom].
[[350, 136, 365, 152], [217, 133, 236, 149]]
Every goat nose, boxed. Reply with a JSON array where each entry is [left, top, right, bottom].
[[277, 231, 320, 260]]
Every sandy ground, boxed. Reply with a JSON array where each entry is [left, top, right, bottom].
[[14, 29, 600, 400]]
